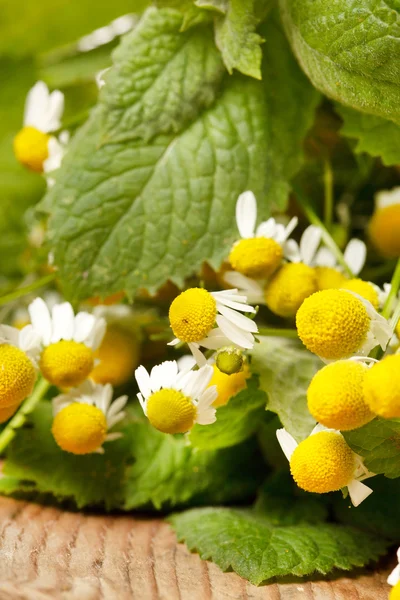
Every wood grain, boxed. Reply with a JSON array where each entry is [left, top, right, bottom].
[[0, 497, 392, 600]]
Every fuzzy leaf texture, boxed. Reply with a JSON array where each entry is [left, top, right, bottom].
[[279, 0, 400, 125], [251, 337, 321, 442], [170, 507, 387, 585]]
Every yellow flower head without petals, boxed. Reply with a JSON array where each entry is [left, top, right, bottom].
[[364, 355, 400, 419], [265, 263, 318, 318], [209, 363, 250, 407], [91, 325, 140, 386], [296, 289, 370, 360], [314, 266, 347, 291], [169, 288, 217, 342], [0, 344, 36, 408], [307, 361, 374, 431], [369, 203, 400, 258], [341, 279, 379, 309], [0, 403, 20, 424], [229, 237, 283, 278], [146, 389, 196, 434], [290, 431, 355, 494], [13, 126, 50, 172], [40, 340, 94, 388], [390, 582, 400, 600], [52, 402, 107, 455]]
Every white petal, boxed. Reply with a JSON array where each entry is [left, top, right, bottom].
[[347, 479, 373, 507], [182, 364, 213, 399], [45, 90, 64, 132], [223, 271, 265, 302], [176, 355, 196, 372], [136, 392, 147, 414], [198, 329, 232, 350], [388, 564, 400, 587], [236, 191, 257, 239], [0, 324, 20, 347], [107, 412, 126, 429], [18, 324, 41, 355], [314, 247, 336, 268], [283, 239, 301, 263], [375, 187, 400, 210], [73, 312, 95, 344], [188, 342, 207, 366], [300, 225, 322, 265], [24, 81, 49, 128], [105, 432, 123, 442], [50, 302, 75, 342], [196, 397, 217, 425], [276, 428, 298, 462], [217, 303, 258, 333], [215, 315, 255, 349], [135, 365, 152, 398], [213, 290, 256, 313], [150, 361, 178, 391], [88, 318, 107, 350], [107, 395, 128, 419], [28, 298, 52, 346], [310, 423, 333, 435], [282, 217, 299, 241], [255, 218, 277, 239], [344, 239, 366, 276], [167, 338, 181, 346]]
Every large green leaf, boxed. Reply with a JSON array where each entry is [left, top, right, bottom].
[[252, 337, 320, 442], [279, 0, 400, 125]]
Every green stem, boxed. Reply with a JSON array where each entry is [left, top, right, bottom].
[[0, 378, 50, 454], [0, 274, 56, 307], [382, 258, 400, 320], [323, 159, 334, 232], [258, 327, 298, 339], [293, 186, 354, 279]]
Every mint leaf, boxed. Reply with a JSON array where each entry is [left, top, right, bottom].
[[189, 376, 267, 450], [336, 104, 400, 167], [251, 337, 320, 442], [170, 507, 387, 584], [344, 418, 400, 479], [280, 0, 400, 125]]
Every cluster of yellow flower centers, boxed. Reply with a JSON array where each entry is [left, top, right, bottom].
[[313, 266, 346, 291], [265, 263, 318, 318], [229, 238, 283, 278], [91, 325, 139, 387], [369, 204, 400, 258], [209, 363, 250, 407], [307, 361, 373, 431], [146, 389, 196, 434], [13, 126, 50, 172], [296, 290, 370, 360], [341, 279, 379, 309], [0, 345, 36, 419], [363, 355, 400, 418], [52, 403, 107, 454], [390, 582, 400, 600], [169, 288, 216, 342], [40, 341, 94, 388], [290, 431, 355, 494]]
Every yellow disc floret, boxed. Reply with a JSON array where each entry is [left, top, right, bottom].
[[146, 388, 196, 434], [229, 237, 283, 278], [0, 403, 20, 423], [296, 290, 370, 360], [390, 582, 400, 600], [0, 344, 36, 408], [40, 340, 94, 388], [369, 204, 400, 258], [52, 403, 107, 454], [341, 279, 379, 309], [307, 361, 374, 431], [91, 325, 140, 387], [290, 431, 355, 494], [364, 355, 400, 418], [314, 266, 347, 291], [13, 126, 50, 173], [169, 288, 217, 342], [209, 363, 250, 407], [265, 263, 318, 318]]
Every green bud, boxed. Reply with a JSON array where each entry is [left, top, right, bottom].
[[216, 347, 244, 375]]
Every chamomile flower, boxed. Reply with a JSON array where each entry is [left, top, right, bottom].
[[13, 82, 65, 173], [168, 287, 257, 366], [276, 425, 374, 506], [388, 548, 400, 598], [27, 298, 106, 388], [265, 263, 318, 318], [135, 360, 217, 434], [296, 289, 391, 362], [363, 355, 400, 418], [229, 191, 298, 278], [369, 187, 400, 257], [52, 380, 127, 454]]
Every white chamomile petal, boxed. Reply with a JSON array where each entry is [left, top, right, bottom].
[[28, 298, 52, 346], [236, 191, 257, 238], [187, 342, 208, 366], [223, 272, 265, 305], [135, 365, 152, 399], [314, 246, 337, 268], [276, 428, 298, 462], [347, 479, 373, 507], [375, 187, 400, 210], [344, 239, 366, 276], [300, 225, 322, 265], [283, 239, 301, 263], [196, 389, 217, 425], [255, 217, 277, 239], [216, 304, 258, 333], [24, 82, 48, 128], [50, 303, 75, 343], [216, 315, 254, 349], [388, 550, 400, 586]]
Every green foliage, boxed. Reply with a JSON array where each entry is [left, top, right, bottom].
[[280, 0, 400, 125], [189, 376, 267, 450], [252, 337, 320, 442], [344, 418, 400, 479]]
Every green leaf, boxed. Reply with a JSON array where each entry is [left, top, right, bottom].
[[189, 376, 267, 450], [344, 417, 400, 479], [280, 0, 400, 125], [257, 413, 289, 470], [170, 507, 387, 584], [336, 104, 400, 167], [251, 337, 320, 442]]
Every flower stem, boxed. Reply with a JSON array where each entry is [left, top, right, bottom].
[[0, 273, 56, 307], [258, 327, 298, 339], [0, 378, 50, 455], [382, 258, 400, 319], [323, 158, 334, 232], [293, 185, 354, 278]]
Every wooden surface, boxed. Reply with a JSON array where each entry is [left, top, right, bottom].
[[0, 497, 392, 600]]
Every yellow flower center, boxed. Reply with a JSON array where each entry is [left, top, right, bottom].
[[13, 126, 50, 173], [229, 237, 283, 278], [169, 288, 217, 342], [40, 340, 94, 388], [341, 279, 379, 309], [390, 581, 400, 600], [146, 388, 196, 434], [290, 431, 355, 494], [0, 403, 20, 424], [265, 263, 318, 318], [208, 363, 250, 407], [91, 325, 140, 387], [0, 344, 36, 408], [52, 403, 107, 454], [363, 355, 400, 418], [369, 204, 400, 258], [296, 289, 370, 360], [307, 361, 373, 431], [314, 266, 347, 291]]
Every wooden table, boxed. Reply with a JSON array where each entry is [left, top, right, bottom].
[[0, 497, 392, 599]]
